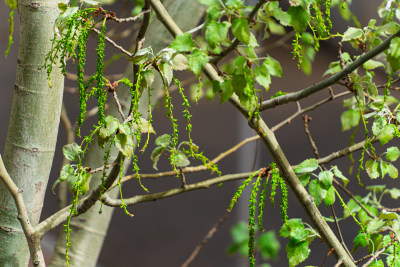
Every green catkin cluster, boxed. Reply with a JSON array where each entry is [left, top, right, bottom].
[[248, 174, 262, 267], [195, 76, 203, 103], [95, 20, 107, 125], [141, 87, 154, 152], [5, 6, 15, 58], [356, 147, 365, 186], [174, 78, 194, 155], [278, 175, 288, 223], [76, 19, 91, 136], [131, 68, 143, 146], [118, 155, 133, 216], [324, 0, 332, 32], [194, 152, 221, 176], [163, 80, 179, 173], [270, 163, 279, 206], [258, 175, 269, 232], [229, 170, 260, 210], [292, 33, 303, 66]]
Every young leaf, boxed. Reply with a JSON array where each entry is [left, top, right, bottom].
[[294, 158, 318, 173], [264, 56, 283, 78], [297, 173, 310, 187], [365, 160, 380, 179], [159, 61, 173, 85], [63, 143, 82, 161], [140, 69, 155, 89], [219, 79, 234, 103], [286, 241, 310, 267], [324, 186, 335, 206], [115, 133, 135, 157], [205, 21, 230, 48], [171, 54, 188, 71], [99, 116, 119, 139], [279, 218, 304, 238], [151, 146, 166, 170], [387, 164, 398, 179], [332, 166, 349, 186], [342, 27, 363, 42], [318, 171, 333, 189], [257, 231, 281, 260], [155, 134, 171, 147], [386, 147, 400, 162], [340, 109, 360, 131], [128, 47, 152, 64], [287, 5, 310, 33], [187, 49, 209, 75], [174, 151, 190, 167], [378, 124, 396, 145], [308, 180, 327, 206], [79, 172, 92, 195], [372, 116, 386, 136], [169, 32, 195, 52], [232, 17, 250, 44], [254, 63, 271, 90]]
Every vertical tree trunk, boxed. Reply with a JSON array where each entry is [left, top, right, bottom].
[[0, 0, 64, 266], [50, 1, 205, 266]]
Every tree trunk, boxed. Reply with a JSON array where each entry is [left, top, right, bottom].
[[0, 1, 64, 266], [50, 1, 205, 266]]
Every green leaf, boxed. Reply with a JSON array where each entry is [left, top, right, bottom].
[[308, 179, 327, 206], [287, 6, 310, 33], [286, 241, 310, 267], [174, 151, 190, 167], [205, 21, 230, 48], [219, 79, 234, 103], [378, 124, 396, 145], [63, 143, 81, 161], [372, 116, 387, 136], [294, 158, 318, 173], [365, 160, 380, 179], [366, 185, 386, 193], [254, 63, 271, 90], [159, 61, 173, 85], [128, 47, 152, 64], [318, 171, 333, 189], [171, 54, 188, 71], [151, 146, 166, 170], [332, 166, 349, 186], [140, 69, 155, 88], [340, 108, 360, 131], [363, 59, 385, 70], [99, 116, 119, 139], [232, 18, 250, 44], [169, 32, 195, 52], [342, 27, 363, 42], [366, 219, 386, 235], [279, 218, 304, 238], [386, 147, 400, 162], [298, 173, 310, 186], [324, 186, 335, 206], [66, 172, 78, 195], [387, 164, 398, 178], [155, 134, 171, 147], [353, 232, 369, 250], [115, 133, 135, 157], [187, 49, 209, 76], [53, 164, 75, 193], [264, 56, 283, 78], [78, 172, 92, 195], [389, 37, 400, 58], [258, 231, 281, 260], [389, 188, 400, 199], [379, 210, 398, 220]]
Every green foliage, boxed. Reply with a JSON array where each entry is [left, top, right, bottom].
[[4, 0, 16, 57]]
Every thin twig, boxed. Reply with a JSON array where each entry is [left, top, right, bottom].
[[179, 167, 187, 189], [302, 115, 320, 158], [335, 260, 344, 267], [92, 27, 133, 57], [109, 9, 150, 23], [0, 155, 45, 266], [362, 242, 392, 267], [111, 88, 126, 121], [181, 210, 232, 267], [89, 162, 119, 174]]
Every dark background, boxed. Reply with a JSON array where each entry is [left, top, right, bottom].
[[1, 1, 398, 266]]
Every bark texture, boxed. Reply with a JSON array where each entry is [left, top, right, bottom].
[[50, 1, 205, 266], [0, 0, 64, 266]]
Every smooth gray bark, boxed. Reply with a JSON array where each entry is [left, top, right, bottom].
[[0, 0, 64, 266]]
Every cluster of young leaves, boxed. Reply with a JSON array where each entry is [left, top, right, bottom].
[[227, 221, 281, 267], [294, 159, 348, 207], [339, 185, 400, 263], [279, 218, 319, 267]]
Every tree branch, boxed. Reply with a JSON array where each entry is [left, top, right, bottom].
[[0, 155, 45, 267], [260, 29, 400, 111]]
